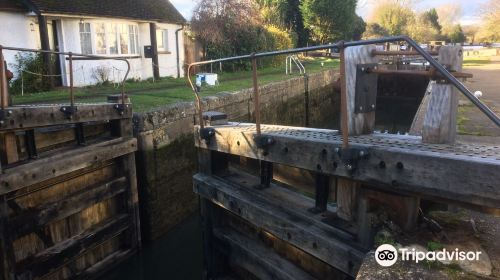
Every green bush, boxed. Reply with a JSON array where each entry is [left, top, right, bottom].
[[203, 24, 294, 71], [9, 53, 48, 95]]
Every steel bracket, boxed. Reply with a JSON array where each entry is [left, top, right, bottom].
[[355, 63, 378, 113], [254, 135, 275, 150], [200, 127, 216, 144], [60, 106, 77, 118], [113, 104, 127, 115], [335, 146, 370, 174]]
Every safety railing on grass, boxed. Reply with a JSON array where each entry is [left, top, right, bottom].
[[0, 46, 131, 111], [186, 36, 500, 149]]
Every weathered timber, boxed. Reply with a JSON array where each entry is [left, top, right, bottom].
[[8, 177, 127, 239], [74, 249, 133, 279], [409, 82, 433, 135], [193, 172, 365, 277], [194, 124, 500, 209], [16, 214, 129, 278], [0, 104, 132, 131], [344, 45, 379, 135], [218, 205, 349, 280], [213, 227, 316, 280], [336, 178, 360, 221], [0, 137, 137, 194], [422, 46, 463, 143], [339, 45, 379, 222]]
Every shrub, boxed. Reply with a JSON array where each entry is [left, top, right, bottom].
[[91, 66, 111, 85], [9, 52, 47, 95]]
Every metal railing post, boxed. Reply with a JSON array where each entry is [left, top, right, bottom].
[[68, 52, 74, 107], [251, 55, 261, 136], [339, 42, 349, 149], [0, 46, 7, 109]]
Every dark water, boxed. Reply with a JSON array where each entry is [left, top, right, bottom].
[[105, 214, 203, 280]]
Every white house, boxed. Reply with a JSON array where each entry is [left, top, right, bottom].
[[0, 0, 186, 87]]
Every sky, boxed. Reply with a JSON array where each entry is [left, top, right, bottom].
[[170, 0, 487, 25]]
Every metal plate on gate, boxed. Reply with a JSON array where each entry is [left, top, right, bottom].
[[355, 63, 378, 113]]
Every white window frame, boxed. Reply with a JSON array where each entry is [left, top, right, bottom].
[[85, 21, 140, 56], [79, 22, 92, 54], [156, 29, 169, 52]]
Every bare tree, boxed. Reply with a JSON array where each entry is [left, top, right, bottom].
[[477, 0, 500, 42]]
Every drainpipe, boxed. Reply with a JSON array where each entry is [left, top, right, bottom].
[[175, 25, 184, 79]]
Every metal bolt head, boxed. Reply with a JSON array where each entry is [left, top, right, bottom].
[[334, 147, 340, 154], [62, 107, 66, 111], [267, 138, 273, 144], [359, 106, 363, 111], [359, 150, 365, 157], [0, 120, 4, 125], [371, 104, 375, 109], [7, 110, 12, 116], [346, 164, 353, 171]]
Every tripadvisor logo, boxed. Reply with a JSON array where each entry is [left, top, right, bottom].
[[375, 244, 398, 267], [375, 244, 483, 267]]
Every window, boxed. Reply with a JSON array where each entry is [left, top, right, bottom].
[[79, 22, 92, 54], [129, 25, 139, 54], [119, 24, 129, 54], [108, 23, 119, 54], [156, 29, 169, 51], [95, 23, 106, 54], [79, 22, 140, 55]]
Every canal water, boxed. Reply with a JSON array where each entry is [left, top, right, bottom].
[[105, 214, 203, 280]]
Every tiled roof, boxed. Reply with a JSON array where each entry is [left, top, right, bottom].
[[24, 0, 186, 24], [0, 0, 28, 12]]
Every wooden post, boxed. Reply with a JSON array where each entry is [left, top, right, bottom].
[[336, 45, 378, 222], [344, 45, 379, 135], [422, 46, 462, 143], [38, 15, 54, 89], [0, 50, 18, 165], [149, 23, 160, 80], [198, 148, 228, 279]]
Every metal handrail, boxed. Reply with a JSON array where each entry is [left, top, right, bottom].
[[187, 36, 500, 144], [286, 55, 305, 75], [0, 45, 131, 110]]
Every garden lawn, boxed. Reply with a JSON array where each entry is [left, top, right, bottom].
[[12, 57, 339, 112]]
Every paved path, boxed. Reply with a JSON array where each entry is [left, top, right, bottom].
[[458, 58, 500, 143]]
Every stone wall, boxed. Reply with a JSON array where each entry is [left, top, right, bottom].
[[133, 69, 340, 241]]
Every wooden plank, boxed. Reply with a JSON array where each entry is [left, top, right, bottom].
[[0, 196, 17, 280], [344, 45, 379, 135], [8, 177, 127, 239], [198, 147, 230, 279], [1, 132, 19, 164], [0, 104, 132, 131], [74, 249, 133, 280], [422, 46, 462, 143], [213, 227, 316, 280], [16, 214, 129, 278], [0, 137, 137, 194], [336, 178, 359, 221], [122, 153, 141, 250], [409, 82, 433, 136], [193, 173, 365, 277], [340, 46, 379, 222], [218, 206, 349, 280], [194, 124, 500, 209]]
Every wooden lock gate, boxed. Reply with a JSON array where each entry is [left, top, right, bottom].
[[0, 103, 140, 279], [190, 39, 500, 279]]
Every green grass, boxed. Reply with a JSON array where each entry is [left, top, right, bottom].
[[463, 57, 491, 67], [12, 57, 339, 112]]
